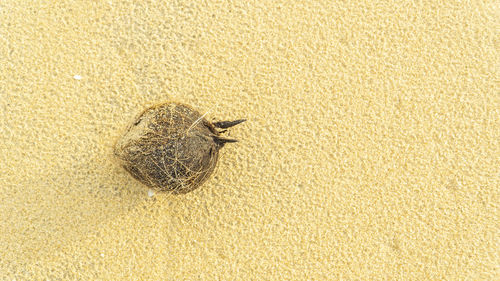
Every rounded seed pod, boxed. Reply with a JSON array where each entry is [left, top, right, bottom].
[[114, 102, 245, 194]]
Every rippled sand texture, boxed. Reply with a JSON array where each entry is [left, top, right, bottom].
[[1, 1, 498, 280]]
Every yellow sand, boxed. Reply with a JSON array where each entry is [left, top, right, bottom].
[[1, 1, 498, 280]]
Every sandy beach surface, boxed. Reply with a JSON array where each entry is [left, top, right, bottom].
[[1, 1, 498, 280]]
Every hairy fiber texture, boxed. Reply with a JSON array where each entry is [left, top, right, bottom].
[[114, 102, 220, 194]]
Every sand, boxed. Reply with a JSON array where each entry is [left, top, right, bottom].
[[1, 1, 498, 280]]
